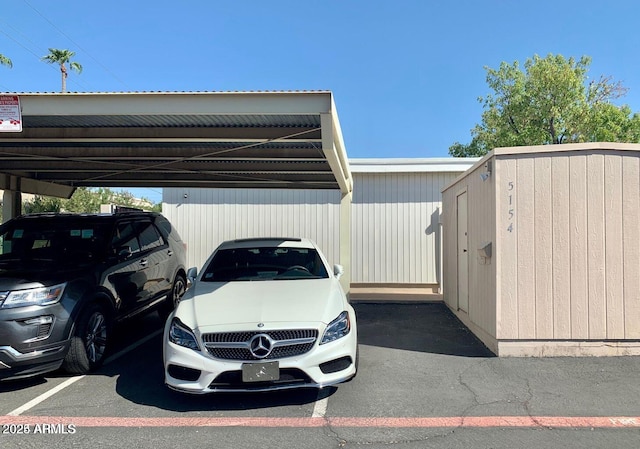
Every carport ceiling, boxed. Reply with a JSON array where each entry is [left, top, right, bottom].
[[0, 91, 352, 198]]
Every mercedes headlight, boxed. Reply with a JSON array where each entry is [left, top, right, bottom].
[[1, 283, 67, 309], [168, 318, 200, 351], [320, 311, 351, 345]]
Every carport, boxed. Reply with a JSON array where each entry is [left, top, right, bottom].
[[0, 91, 353, 291]]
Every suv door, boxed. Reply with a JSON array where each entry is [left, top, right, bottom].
[[106, 221, 149, 315], [135, 220, 172, 305]]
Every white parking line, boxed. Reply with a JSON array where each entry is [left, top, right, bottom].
[[6, 328, 163, 416], [312, 395, 328, 418], [7, 376, 84, 416]]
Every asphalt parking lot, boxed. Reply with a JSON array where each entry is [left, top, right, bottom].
[[1, 301, 640, 449]]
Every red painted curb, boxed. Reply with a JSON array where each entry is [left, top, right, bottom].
[[1, 416, 639, 428]]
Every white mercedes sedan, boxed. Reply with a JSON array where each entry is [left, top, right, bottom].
[[163, 237, 358, 394]]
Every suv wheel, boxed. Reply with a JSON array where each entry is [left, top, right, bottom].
[[159, 274, 186, 319], [63, 302, 110, 374]]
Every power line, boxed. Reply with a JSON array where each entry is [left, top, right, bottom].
[[0, 18, 92, 91], [21, 0, 132, 91]]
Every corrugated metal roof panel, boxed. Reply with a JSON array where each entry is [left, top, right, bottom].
[[23, 114, 321, 128]]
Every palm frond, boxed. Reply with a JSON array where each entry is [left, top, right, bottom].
[[0, 54, 12, 68]]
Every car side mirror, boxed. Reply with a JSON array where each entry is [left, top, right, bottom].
[[333, 264, 344, 280], [117, 246, 132, 260], [186, 267, 198, 288]]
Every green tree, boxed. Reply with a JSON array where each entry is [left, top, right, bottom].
[[22, 195, 63, 214], [449, 54, 640, 156], [23, 187, 159, 214], [0, 54, 12, 68], [41, 48, 83, 93]]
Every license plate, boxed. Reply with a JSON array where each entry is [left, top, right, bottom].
[[242, 361, 280, 382]]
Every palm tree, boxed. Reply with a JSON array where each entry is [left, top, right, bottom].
[[41, 48, 82, 93], [0, 54, 12, 68]]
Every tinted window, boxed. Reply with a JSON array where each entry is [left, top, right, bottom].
[[154, 216, 172, 239], [113, 222, 141, 255], [138, 222, 164, 251], [0, 219, 110, 262], [201, 246, 328, 282]]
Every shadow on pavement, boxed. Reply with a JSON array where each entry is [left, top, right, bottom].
[[353, 302, 495, 357], [100, 342, 336, 412]]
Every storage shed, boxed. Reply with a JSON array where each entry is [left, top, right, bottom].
[[442, 142, 640, 356]]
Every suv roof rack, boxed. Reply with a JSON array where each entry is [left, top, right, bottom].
[[114, 206, 144, 214]]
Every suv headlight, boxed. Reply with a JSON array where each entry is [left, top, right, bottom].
[[320, 311, 351, 345], [0, 283, 67, 309], [168, 318, 200, 351]]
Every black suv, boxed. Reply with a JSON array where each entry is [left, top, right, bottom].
[[0, 209, 187, 381]]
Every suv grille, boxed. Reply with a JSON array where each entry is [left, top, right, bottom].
[[202, 329, 318, 361]]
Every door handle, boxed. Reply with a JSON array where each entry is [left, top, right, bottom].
[[139, 259, 148, 267], [167, 250, 173, 257]]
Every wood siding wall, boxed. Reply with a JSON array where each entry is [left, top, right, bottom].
[[497, 151, 640, 340], [442, 161, 497, 336]]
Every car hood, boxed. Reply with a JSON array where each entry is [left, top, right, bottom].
[[0, 261, 94, 290], [175, 278, 347, 331]]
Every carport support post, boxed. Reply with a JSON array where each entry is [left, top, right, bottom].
[[340, 191, 352, 297], [2, 176, 22, 222]]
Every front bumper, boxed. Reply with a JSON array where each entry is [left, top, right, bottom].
[[0, 342, 69, 381], [163, 326, 358, 394], [0, 303, 73, 381]]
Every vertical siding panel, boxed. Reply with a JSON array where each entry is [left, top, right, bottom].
[[371, 175, 378, 282], [423, 174, 431, 283], [587, 154, 607, 338], [359, 175, 367, 282], [623, 156, 640, 338], [517, 157, 536, 338], [373, 176, 380, 281], [552, 156, 572, 338], [384, 175, 391, 281], [442, 186, 458, 309], [498, 158, 518, 339], [391, 175, 398, 282], [409, 173, 416, 283], [387, 175, 395, 281], [424, 173, 430, 283], [534, 157, 553, 338], [351, 177, 360, 281], [605, 155, 625, 339], [395, 174, 410, 283], [570, 155, 589, 338], [372, 175, 380, 282], [371, 176, 378, 281]]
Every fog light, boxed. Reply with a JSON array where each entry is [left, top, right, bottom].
[[167, 364, 201, 381], [319, 356, 352, 374]]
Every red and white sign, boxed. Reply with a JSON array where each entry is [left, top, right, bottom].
[[0, 95, 22, 132]]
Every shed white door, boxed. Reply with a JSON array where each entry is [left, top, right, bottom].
[[457, 191, 469, 312]]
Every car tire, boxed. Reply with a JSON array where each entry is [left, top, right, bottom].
[[62, 302, 110, 374], [159, 274, 186, 320]]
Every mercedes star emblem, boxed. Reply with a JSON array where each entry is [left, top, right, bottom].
[[249, 334, 273, 359]]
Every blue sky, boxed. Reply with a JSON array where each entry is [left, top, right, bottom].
[[2, 0, 640, 203]]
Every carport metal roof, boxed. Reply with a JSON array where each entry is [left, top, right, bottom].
[[0, 91, 352, 198]]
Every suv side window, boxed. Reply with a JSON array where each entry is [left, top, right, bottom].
[[113, 222, 141, 255], [138, 222, 165, 252]]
